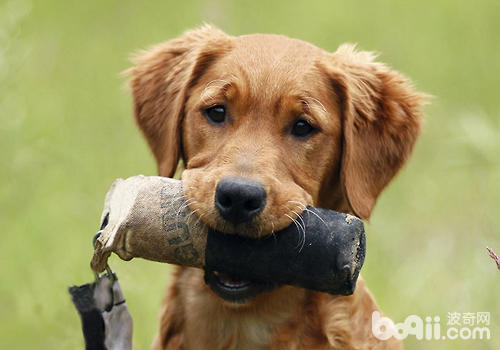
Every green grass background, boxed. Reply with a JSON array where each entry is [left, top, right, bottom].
[[1, 0, 499, 348]]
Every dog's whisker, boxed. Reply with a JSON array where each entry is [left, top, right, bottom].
[[284, 213, 298, 228], [288, 208, 306, 252], [286, 200, 329, 230], [176, 198, 195, 211], [165, 196, 184, 206], [303, 207, 329, 229], [287, 200, 307, 211], [192, 206, 218, 231], [270, 219, 277, 243], [185, 208, 201, 225], [294, 218, 307, 253], [168, 193, 185, 199], [291, 210, 306, 232], [167, 194, 188, 203], [284, 213, 305, 251], [167, 196, 188, 210], [201, 207, 225, 233], [293, 205, 306, 218], [176, 198, 196, 219], [194, 209, 209, 228]]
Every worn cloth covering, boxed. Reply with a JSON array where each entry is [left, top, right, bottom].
[[91, 175, 207, 273]]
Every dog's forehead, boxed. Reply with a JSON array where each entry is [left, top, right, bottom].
[[203, 34, 329, 108], [234, 34, 323, 59], [228, 34, 324, 75]]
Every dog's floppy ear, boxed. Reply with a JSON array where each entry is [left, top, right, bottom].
[[126, 25, 231, 177], [321, 44, 427, 220]]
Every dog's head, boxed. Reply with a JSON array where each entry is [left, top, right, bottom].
[[127, 25, 425, 303]]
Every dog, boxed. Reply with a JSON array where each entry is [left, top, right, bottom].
[[127, 25, 426, 350]]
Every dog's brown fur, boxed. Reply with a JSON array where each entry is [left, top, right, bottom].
[[127, 25, 426, 350]]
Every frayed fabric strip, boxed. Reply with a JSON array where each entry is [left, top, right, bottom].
[[69, 274, 132, 350]]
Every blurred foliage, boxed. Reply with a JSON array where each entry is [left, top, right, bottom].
[[0, 0, 499, 349]]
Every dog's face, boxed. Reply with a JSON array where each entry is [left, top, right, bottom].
[[181, 35, 344, 238], [128, 25, 425, 304]]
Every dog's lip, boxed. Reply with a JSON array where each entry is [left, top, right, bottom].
[[204, 269, 276, 304]]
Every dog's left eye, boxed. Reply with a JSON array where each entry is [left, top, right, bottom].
[[291, 118, 315, 138], [203, 105, 227, 124]]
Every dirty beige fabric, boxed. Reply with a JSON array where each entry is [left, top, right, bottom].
[[94, 276, 133, 350], [91, 175, 207, 273]]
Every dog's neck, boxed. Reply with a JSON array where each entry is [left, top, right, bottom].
[[180, 268, 307, 350]]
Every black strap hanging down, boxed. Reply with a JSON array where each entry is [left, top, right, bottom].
[[69, 269, 132, 350], [69, 282, 107, 350]]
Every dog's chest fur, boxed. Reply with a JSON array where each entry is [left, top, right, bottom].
[[179, 268, 306, 350]]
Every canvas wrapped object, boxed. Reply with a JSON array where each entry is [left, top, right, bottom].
[[91, 175, 207, 271], [91, 175, 366, 295]]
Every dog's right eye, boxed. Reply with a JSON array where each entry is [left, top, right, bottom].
[[203, 105, 227, 124], [291, 118, 316, 138]]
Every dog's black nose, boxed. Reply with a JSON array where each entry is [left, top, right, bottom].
[[215, 177, 266, 224]]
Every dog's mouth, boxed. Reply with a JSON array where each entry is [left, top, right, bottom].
[[204, 269, 276, 304]]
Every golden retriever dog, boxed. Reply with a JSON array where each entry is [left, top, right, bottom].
[[127, 25, 425, 350]]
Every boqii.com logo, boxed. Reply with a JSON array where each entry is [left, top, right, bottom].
[[372, 311, 491, 341]]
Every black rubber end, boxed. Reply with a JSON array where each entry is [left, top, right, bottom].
[[205, 207, 366, 295]]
